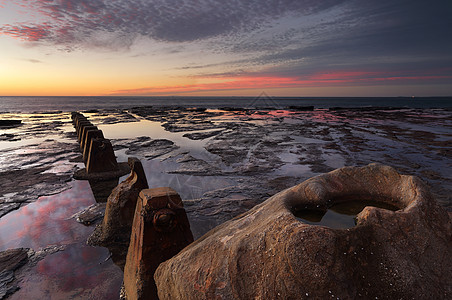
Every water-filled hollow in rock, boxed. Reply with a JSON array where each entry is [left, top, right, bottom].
[[293, 200, 400, 229]]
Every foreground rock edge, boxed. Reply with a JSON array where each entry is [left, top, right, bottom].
[[154, 163, 452, 299]]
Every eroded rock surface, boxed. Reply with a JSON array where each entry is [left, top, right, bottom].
[[155, 164, 452, 300], [125, 137, 179, 159], [71, 203, 107, 226], [0, 248, 28, 299]]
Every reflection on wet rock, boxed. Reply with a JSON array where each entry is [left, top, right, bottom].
[[88, 179, 119, 203], [0, 167, 73, 218]]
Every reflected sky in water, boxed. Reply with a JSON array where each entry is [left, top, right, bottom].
[[0, 180, 123, 299], [9, 242, 122, 300], [0, 181, 95, 250]]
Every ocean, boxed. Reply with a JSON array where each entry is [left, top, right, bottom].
[[0, 96, 451, 113]]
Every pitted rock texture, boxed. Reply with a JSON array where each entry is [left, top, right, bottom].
[[155, 164, 452, 300]]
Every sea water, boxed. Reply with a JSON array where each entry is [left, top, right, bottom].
[[0, 96, 451, 113]]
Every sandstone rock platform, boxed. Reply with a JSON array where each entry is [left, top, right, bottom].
[[155, 163, 452, 299]]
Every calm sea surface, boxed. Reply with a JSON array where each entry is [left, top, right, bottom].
[[0, 96, 451, 113]]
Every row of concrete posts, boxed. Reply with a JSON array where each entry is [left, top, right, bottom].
[[71, 112, 194, 299], [71, 112, 119, 174]]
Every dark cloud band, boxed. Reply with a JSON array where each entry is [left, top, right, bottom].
[[0, 0, 344, 45]]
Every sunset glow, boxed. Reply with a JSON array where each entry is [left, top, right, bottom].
[[0, 0, 451, 97]]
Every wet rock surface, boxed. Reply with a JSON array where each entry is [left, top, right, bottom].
[[0, 167, 73, 218], [155, 164, 452, 299], [0, 112, 82, 217], [71, 203, 107, 226], [59, 106, 452, 238], [0, 248, 28, 299], [120, 137, 179, 159], [125, 106, 452, 238], [0, 106, 451, 299], [0, 245, 65, 299]]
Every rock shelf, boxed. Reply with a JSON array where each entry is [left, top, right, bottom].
[[155, 164, 452, 299]]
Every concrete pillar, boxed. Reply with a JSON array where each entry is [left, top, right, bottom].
[[77, 121, 93, 142], [83, 130, 104, 162], [80, 125, 97, 151], [86, 138, 118, 174], [71, 112, 83, 123], [74, 115, 88, 127], [88, 157, 149, 269], [123, 187, 193, 300]]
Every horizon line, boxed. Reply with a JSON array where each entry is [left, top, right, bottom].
[[1, 95, 451, 98]]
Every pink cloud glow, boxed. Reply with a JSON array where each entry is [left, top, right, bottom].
[[0, 23, 53, 41], [111, 71, 452, 96]]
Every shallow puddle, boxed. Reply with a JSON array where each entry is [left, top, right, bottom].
[[0, 181, 96, 250], [294, 200, 400, 229], [0, 180, 123, 299]]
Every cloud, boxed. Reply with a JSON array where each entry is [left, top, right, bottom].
[[179, 0, 452, 87], [1, 1, 451, 62], [110, 70, 452, 96], [1, 0, 451, 95], [22, 58, 44, 63], [0, 0, 344, 49]]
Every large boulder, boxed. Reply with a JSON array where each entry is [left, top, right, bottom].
[[155, 163, 452, 299]]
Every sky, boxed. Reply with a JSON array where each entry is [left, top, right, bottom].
[[0, 0, 451, 97]]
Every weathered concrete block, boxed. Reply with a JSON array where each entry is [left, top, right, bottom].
[[155, 164, 452, 300], [124, 187, 193, 300], [71, 112, 85, 124], [71, 112, 84, 121], [86, 138, 118, 174], [76, 120, 92, 141], [74, 115, 89, 128], [82, 129, 104, 162], [88, 157, 149, 268], [80, 125, 97, 151]]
